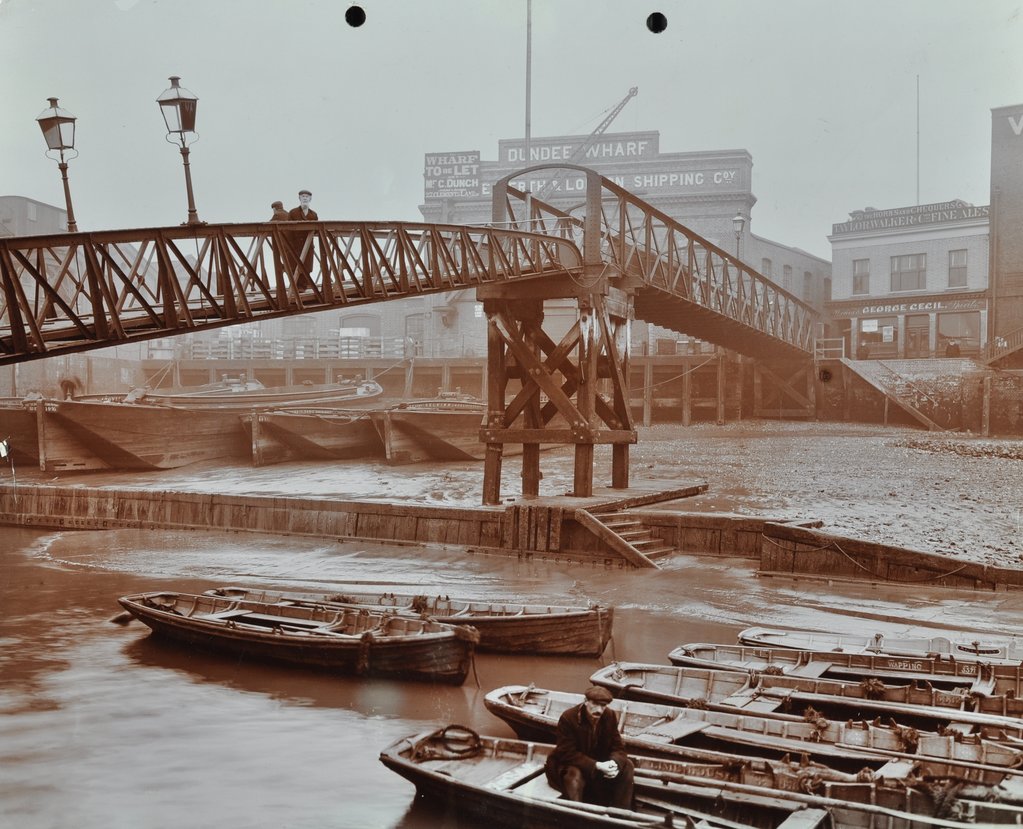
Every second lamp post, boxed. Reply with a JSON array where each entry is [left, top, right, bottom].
[[157, 76, 203, 225], [35, 97, 79, 232], [732, 211, 745, 260]]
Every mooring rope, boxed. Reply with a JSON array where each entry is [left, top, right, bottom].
[[762, 533, 971, 584]]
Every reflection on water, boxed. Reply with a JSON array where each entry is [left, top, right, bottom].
[[3, 524, 1022, 829]]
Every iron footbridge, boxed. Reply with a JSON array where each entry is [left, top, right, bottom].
[[0, 170, 817, 365]]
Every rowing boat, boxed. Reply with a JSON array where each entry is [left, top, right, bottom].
[[589, 662, 1023, 740], [738, 626, 1023, 666], [669, 642, 1023, 696], [484, 684, 1023, 785], [118, 591, 478, 684], [380, 726, 1023, 828], [206, 586, 614, 656]]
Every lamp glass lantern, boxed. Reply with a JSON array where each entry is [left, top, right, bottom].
[[36, 97, 77, 152], [157, 76, 198, 138]]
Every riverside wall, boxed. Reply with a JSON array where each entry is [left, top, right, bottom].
[[0, 483, 765, 565], [2, 483, 1019, 589]]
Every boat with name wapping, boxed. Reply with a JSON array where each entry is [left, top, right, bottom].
[[381, 726, 1023, 829], [738, 626, 1023, 666], [589, 662, 1023, 740], [117, 590, 478, 684], [484, 684, 1023, 785], [206, 586, 614, 657]]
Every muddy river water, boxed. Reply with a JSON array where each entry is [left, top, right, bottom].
[[2, 423, 1022, 828], [2, 520, 1022, 829]]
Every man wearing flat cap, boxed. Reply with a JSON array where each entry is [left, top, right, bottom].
[[269, 201, 288, 221], [544, 685, 634, 809], [287, 190, 318, 289]]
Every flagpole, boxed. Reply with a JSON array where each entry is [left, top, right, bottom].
[[523, 0, 533, 227]]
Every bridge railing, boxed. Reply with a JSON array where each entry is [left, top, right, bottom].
[[0, 221, 583, 365], [493, 167, 818, 355], [158, 334, 483, 361]]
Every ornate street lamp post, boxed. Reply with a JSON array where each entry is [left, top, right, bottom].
[[731, 211, 745, 259], [157, 76, 203, 225], [35, 97, 79, 232]]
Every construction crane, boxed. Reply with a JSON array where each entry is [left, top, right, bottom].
[[534, 86, 638, 203]]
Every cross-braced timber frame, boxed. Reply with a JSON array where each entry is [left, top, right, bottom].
[[482, 168, 638, 503]]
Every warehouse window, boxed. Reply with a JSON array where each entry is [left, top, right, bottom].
[[852, 259, 870, 295], [948, 249, 967, 288], [891, 253, 926, 292]]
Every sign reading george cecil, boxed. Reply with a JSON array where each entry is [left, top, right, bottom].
[[424, 151, 481, 199]]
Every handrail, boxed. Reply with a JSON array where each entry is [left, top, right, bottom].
[[0, 221, 582, 365], [493, 165, 819, 356], [985, 325, 1023, 364], [814, 338, 846, 359]]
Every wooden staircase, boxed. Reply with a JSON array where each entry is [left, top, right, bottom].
[[840, 358, 945, 431], [574, 508, 677, 568], [985, 325, 1023, 366]]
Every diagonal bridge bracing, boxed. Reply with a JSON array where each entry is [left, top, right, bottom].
[[0, 221, 582, 365], [477, 165, 820, 502], [1, 171, 819, 505]]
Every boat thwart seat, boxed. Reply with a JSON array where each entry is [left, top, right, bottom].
[[637, 716, 712, 743], [785, 660, 834, 678]]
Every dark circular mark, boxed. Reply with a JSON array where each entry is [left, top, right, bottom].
[[346, 5, 366, 27], [646, 12, 667, 33], [819, 369, 833, 383]]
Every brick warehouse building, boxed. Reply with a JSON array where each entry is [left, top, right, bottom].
[[826, 199, 990, 359], [825, 101, 1023, 366]]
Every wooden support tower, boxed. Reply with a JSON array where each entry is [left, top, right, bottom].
[[482, 170, 637, 505]]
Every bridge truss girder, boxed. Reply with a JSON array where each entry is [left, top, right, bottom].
[[0, 221, 582, 365]]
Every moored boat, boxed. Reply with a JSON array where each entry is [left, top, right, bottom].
[[117, 591, 478, 684], [485, 684, 1023, 785], [0, 396, 112, 472], [589, 662, 1023, 740], [380, 726, 1023, 828], [56, 400, 251, 469], [53, 379, 383, 470], [206, 585, 614, 657], [738, 626, 1023, 666], [370, 393, 486, 463], [128, 377, 384, 410], [242, 407, 384, 466], [669, 642, 1023, 696]]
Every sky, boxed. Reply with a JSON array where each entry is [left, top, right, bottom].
[[1, 0, 1021, 259]]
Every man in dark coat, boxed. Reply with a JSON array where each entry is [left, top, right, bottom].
[[287, 189, 318, 289], [544, 686, 634, 809]]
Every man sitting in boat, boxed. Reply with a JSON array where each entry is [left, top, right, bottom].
[[544, 686, 634, 809]]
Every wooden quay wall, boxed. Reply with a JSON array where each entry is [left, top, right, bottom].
[[2, 484, 1017, 589], [0, 482, 781, 566]]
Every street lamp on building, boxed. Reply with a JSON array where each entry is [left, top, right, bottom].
[[35, 97, 79, 232], [157, 76, 203, 225], [732, 211, 746, 259]]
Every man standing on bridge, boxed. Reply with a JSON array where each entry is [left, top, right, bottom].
[[544, 685, 634, 809], [287, 190, 318, 290]]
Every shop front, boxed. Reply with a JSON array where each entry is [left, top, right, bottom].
[[826, 293, 988, 359]]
